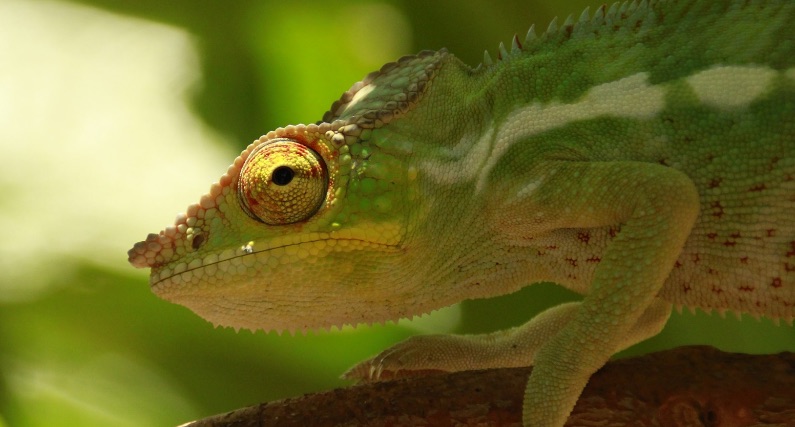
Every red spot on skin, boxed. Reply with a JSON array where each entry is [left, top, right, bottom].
[[708, 178, 722, 189], [712, 285, 723, 294], [787, 242, 795, 258], [708, 268, 718, 275], [723, 240, 737, 247], [772, 277, 783, 288], [739, 285, 754, 292], [674, 260, 682, 268], [706, 232, 718, 240], [767, 229, 776, 237], [565, 258, 578, 267], [545, 245, 559, 250], [785, 263, 795, 272], [710, 201, 724, 218], [609, 227, 619, 238], [740, 256, 749, 264], [683, 283, 692, 293], [748, 183, 766, 192], [586, 256, 601, 263], [730, 232, 741, 239], [577, 232, 590, 244], [692, 254, 701, 264]]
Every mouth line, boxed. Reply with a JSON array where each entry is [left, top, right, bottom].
[[150, 237, 400, 288]]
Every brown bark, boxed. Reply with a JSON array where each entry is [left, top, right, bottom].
[[183, 346, 795, 427]]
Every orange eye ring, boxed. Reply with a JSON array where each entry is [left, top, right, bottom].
[[238, 139, 328, 225]]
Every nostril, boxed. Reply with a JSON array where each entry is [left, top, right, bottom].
[[191, 233, 206, 250]]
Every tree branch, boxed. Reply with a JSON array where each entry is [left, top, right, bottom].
[[183, 346, 795, 426]]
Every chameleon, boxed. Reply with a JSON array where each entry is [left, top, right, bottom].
[[128, 0, 795, 425]]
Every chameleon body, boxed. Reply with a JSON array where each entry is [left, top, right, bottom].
[[129, 1, 795, 425]]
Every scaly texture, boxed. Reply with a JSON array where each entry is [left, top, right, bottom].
[[128, 1, 795, 426]]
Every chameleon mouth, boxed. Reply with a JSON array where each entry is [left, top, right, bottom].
[[148, 237, 400, 290], [148, 237, 413, 333], [132, 221, 409, 332]]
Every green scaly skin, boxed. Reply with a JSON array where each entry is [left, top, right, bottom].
[[129, 1, 795, 425]]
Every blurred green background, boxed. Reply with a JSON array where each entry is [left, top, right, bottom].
[[1, 0, 793, 426]]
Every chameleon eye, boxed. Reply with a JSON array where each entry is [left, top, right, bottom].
[[238, 139, 328, 225]]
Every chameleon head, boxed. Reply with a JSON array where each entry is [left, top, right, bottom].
[[127, 50, 450, 332], [127, 123, 420, 332]]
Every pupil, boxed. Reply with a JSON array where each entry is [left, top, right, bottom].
[[272, 166, 295, 186]]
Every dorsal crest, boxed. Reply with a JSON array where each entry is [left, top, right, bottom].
[[321, 49, 448, 129]]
